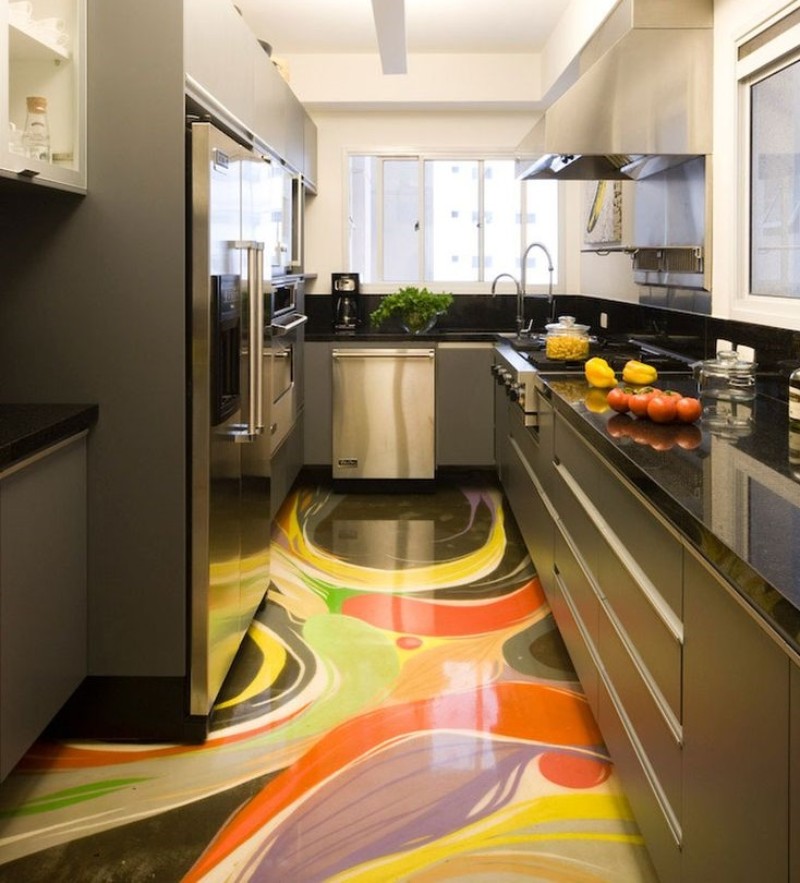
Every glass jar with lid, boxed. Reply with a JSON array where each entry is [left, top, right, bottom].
[[698, 350, 756, 430], [544, 315, 591, 361], [698, 350, 756, 401]]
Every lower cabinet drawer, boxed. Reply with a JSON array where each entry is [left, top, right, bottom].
[[597, 676, 682, 883], [553, 528, 600, 711], [597, 603, 682, 828], [506, 432, 556, 597], [598, 548, 683, 721]]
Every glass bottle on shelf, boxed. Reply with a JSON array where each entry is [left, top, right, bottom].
[[22, 96, 50, 162]]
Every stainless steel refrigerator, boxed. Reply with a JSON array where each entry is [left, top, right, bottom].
[[188, 122, 272, 717]]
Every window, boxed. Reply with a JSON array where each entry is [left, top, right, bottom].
[[738, 7, 800, 303], [348, 154, 558, 289]]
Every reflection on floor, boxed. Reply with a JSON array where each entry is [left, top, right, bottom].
[[0, 473, 658, 882]]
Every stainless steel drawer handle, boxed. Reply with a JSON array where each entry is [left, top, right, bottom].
[[272, 313, 308, 335]]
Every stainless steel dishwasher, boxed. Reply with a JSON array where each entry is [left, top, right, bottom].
[[332, 348, 436, 479]]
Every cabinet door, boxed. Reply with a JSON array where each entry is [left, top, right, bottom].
[[1, 0, 86, 191], [304, 341, 333, 465], [436, 343, 494, 466], [683, 552, 789, 882], [184, 0, 255, 130], [0, 436, 87, 780], [303, 107, 317, 190]]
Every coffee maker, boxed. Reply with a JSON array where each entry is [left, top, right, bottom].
[[332, 273, 360, 332]]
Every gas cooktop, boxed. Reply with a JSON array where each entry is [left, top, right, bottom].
[[513, 337, 697, 375]]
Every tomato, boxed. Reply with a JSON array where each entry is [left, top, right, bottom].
[[628, 388, 657, 418], [647, 392, 679, 424], [606, 387, 630, 413], [675, 396, 702, 424]]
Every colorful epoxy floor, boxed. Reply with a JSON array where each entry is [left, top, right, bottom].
[[0, 474, 659, 882]]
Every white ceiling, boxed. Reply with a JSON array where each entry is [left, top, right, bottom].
[[232, 0, 572, 57]]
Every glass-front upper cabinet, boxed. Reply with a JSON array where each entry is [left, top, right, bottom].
[[1, 0, 85, 192]]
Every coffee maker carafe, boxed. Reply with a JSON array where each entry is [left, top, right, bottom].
[[332, 273, 360, 332]]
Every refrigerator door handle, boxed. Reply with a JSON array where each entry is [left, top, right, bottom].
[[230, 239, 265, 441]]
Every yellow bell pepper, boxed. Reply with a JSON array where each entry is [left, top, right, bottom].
[[584, 356, 617, 388], [622, 359, 659, 386]]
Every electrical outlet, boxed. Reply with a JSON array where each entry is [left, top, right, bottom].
[[600, 312, 608, 329], [715, 338, 733, 353], [737, 344, 756, 363]]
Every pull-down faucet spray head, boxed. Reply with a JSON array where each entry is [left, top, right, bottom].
[[490, 273, 525, 337], [520, 241, 555, 324]]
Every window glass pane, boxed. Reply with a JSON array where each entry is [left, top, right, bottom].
[[751, 59, 800, 297], [483, 160, 522, 278], [347, 154, 559, 285], [383, 159, 419, 282], [348, 155, 379, 282], [423, 160, 479, 281], [521, 180, 559, 284]]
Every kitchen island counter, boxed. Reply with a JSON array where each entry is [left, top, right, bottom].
[[0, 404, 99, 474], [541, 374, 800, 657]]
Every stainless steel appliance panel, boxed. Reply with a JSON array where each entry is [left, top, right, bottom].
[[332, 348, 435, 479], [189, 122, 270, 717]]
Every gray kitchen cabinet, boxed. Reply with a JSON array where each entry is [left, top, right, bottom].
[[436, 343, 495, 466], [304, 341, 333, 466], [284, 84, 306, 175], [0, 435, 88, 780], [303, 108, 318, 190], [503, 387, 556, 595], [548, 412, 684, 881], [494, 364, 511, 487], [271, 412, 304, 520], [184, 0, 255, 129], [682, 551, 790, 883]]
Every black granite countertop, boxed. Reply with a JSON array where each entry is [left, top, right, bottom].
[[539, 373, 800, 657], [0, 404, 99, 473], [306, 329, 505, 343]]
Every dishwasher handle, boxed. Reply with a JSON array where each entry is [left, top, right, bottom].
[[332, 348, 435, 359]]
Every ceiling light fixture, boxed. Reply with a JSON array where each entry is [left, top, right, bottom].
[[371, 0, 407, 75]]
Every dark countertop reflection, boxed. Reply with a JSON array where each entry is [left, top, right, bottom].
[[543, 375, 800, 656]]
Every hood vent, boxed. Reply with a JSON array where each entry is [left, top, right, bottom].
[[517, 0, 713, 181]]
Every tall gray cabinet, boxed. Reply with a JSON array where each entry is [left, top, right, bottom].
[[0, 0, 316, 741]]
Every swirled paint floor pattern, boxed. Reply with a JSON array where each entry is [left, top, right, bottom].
[[0, 474, 658, 882]]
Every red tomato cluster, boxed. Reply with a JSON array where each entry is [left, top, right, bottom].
[[606, 387, 702, 424]]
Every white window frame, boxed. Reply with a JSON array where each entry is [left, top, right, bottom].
[[343, 148, 564, 295], [735, 2, 800, 324]]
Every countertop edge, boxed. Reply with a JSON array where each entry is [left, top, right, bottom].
[[544, 384, 800, 660], [0, 404, 99, 474]]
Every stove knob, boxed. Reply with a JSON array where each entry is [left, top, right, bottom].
[[507, 382, 521, 401]]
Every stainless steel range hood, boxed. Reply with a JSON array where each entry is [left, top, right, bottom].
[[517, 0, 713, 182]]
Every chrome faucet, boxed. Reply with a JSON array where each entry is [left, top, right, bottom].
[[490, 272, 526, 337], [520, 241, 555, 323]]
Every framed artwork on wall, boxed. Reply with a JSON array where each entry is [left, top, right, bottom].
[[583, 180, 622, 248]]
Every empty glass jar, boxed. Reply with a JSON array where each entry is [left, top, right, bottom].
[[697, 350, 756, 430]]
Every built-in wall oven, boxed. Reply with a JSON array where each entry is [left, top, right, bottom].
[[241, 276, 306, 486], [268, 276, 306, 453]]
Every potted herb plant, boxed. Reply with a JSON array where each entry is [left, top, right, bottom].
[[369, 286, 454, 334]]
